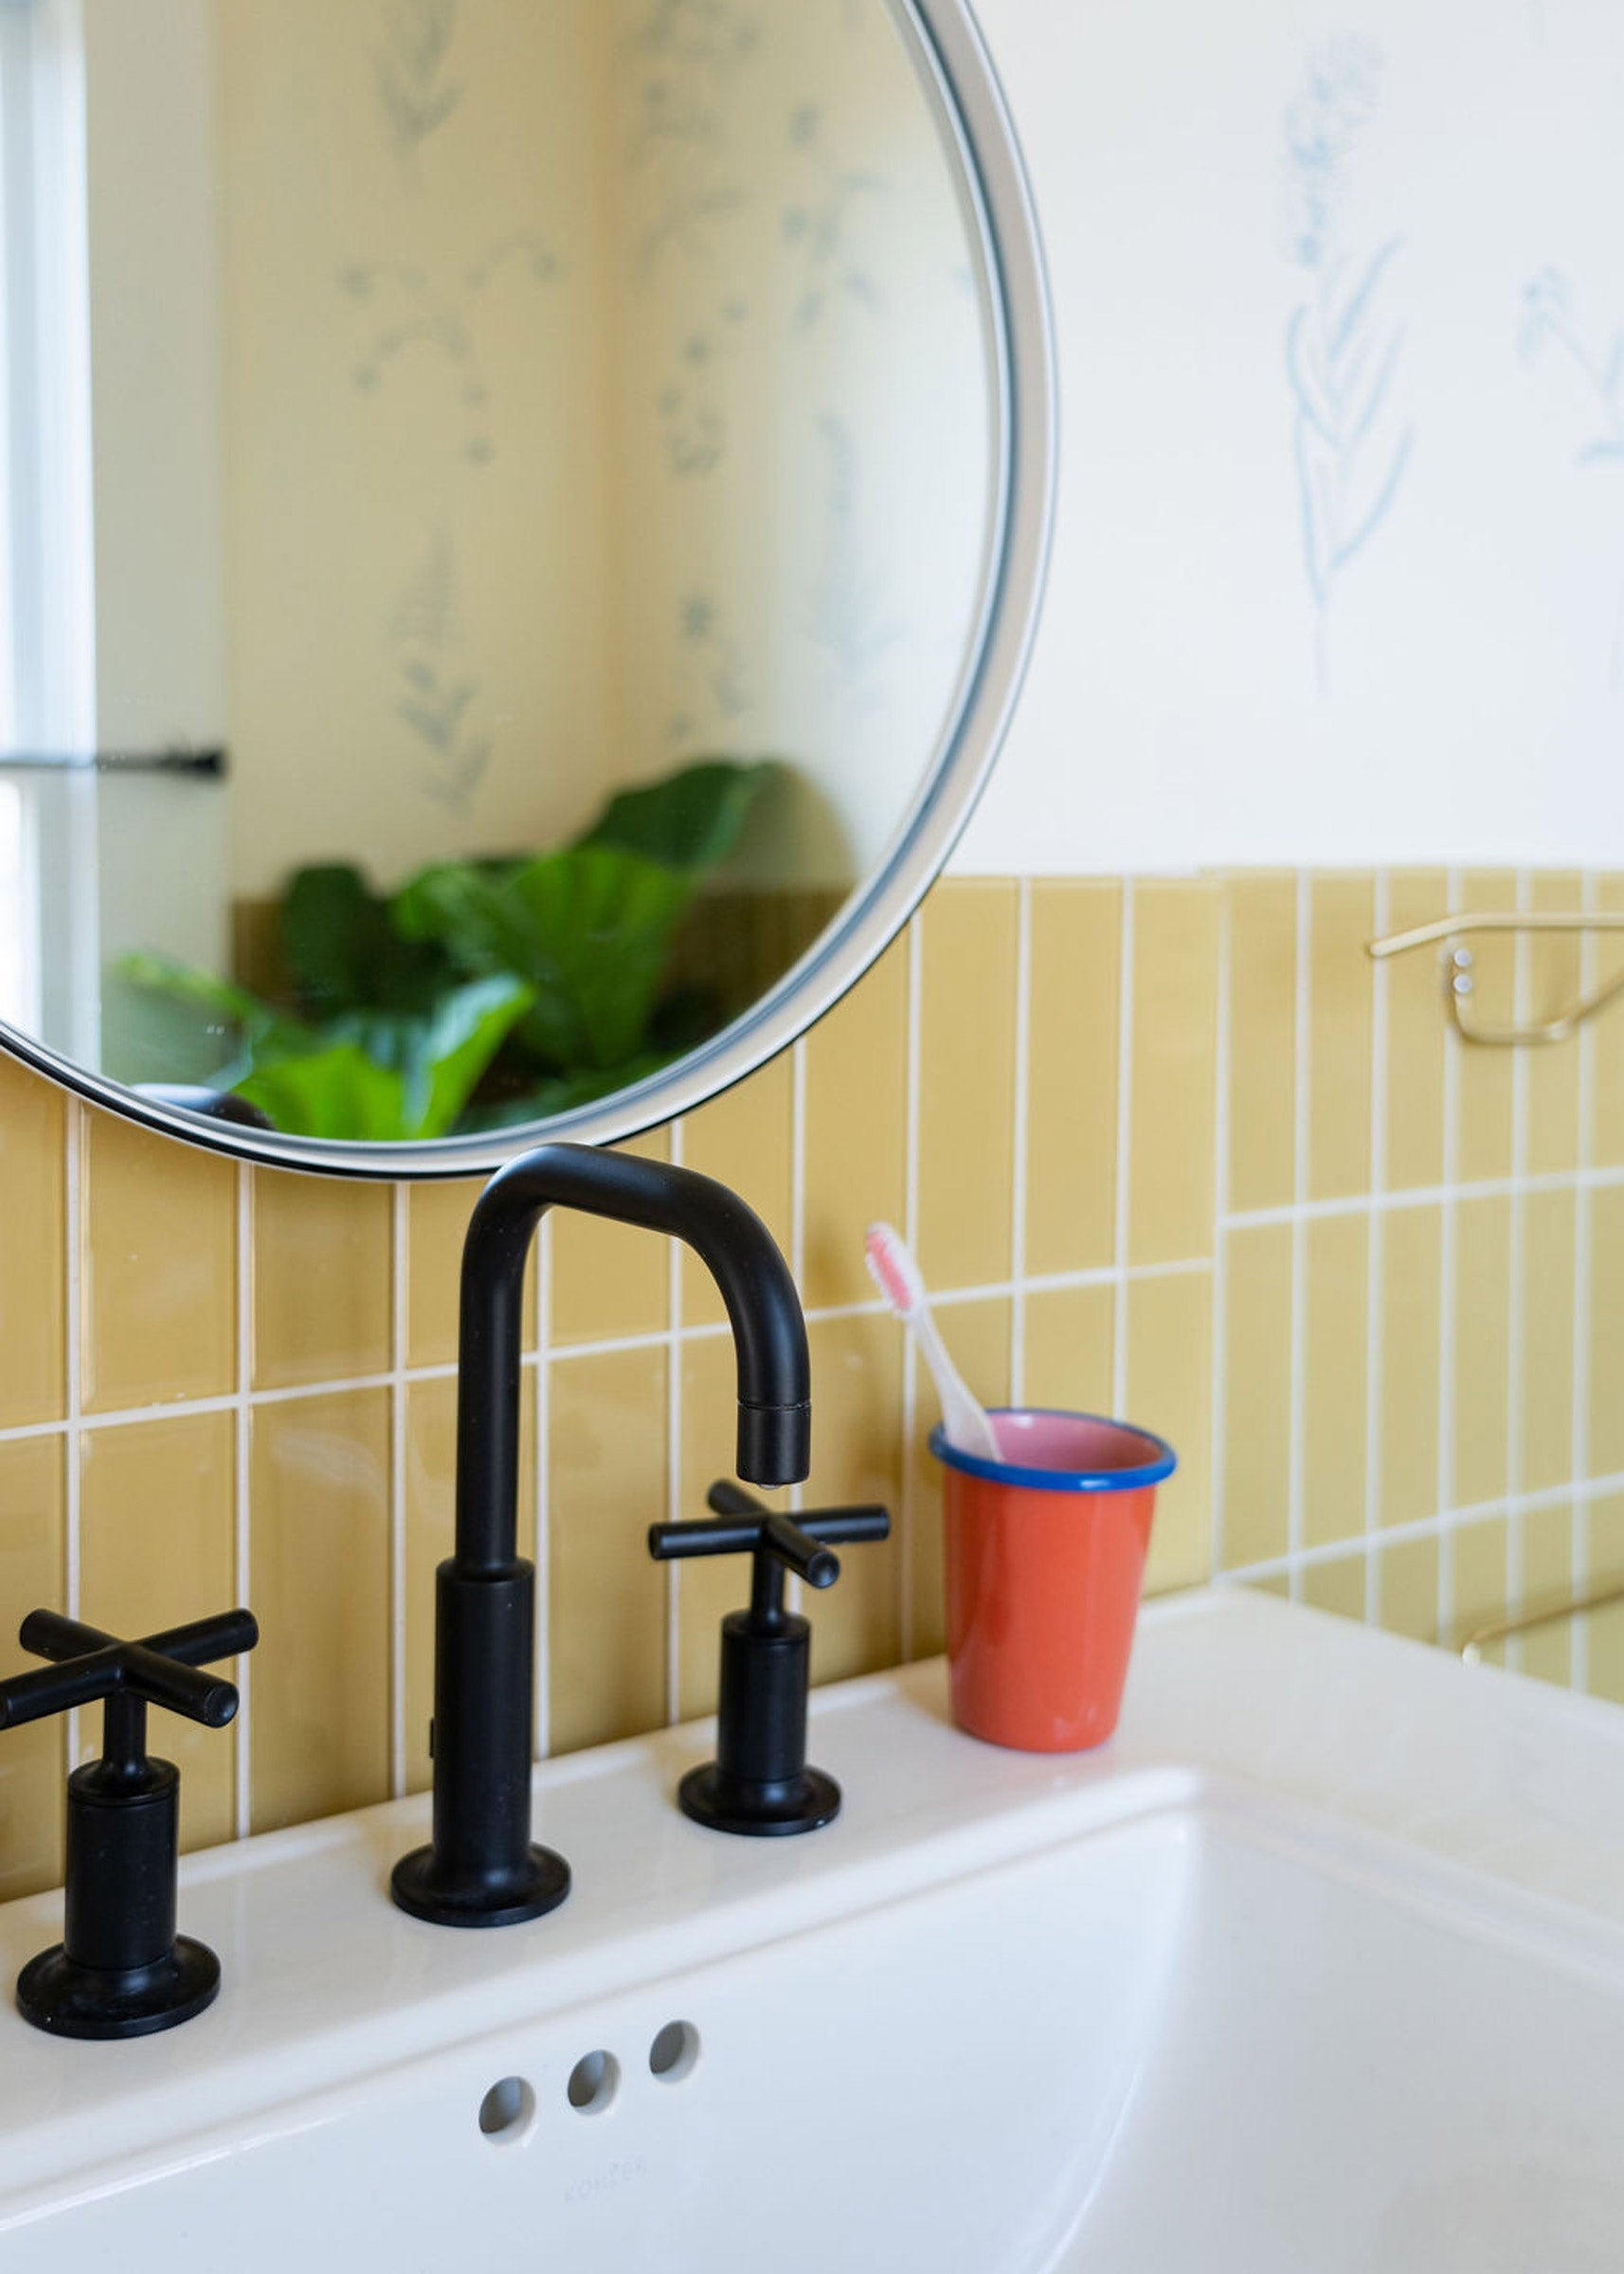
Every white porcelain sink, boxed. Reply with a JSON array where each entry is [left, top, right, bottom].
[[5, 1590, 1624, 2270]]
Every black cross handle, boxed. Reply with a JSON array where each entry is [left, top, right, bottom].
[[0, 1609, 257, 1777], [0, 1605, 258, 2041]]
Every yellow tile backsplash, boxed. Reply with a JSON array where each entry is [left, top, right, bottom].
[[2, 866, 1622, 1888], [78, 1411, 239, 1850]]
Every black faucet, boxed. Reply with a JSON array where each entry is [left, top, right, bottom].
[[391, 1142, 812, 1928]]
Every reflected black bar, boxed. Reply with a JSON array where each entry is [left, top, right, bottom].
[[0, 749, 226, 777]]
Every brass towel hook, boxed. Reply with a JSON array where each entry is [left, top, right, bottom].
[[1365, 911, 1624, 1047]]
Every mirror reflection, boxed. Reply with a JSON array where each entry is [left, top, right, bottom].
[[0, 0, 993, 1140]]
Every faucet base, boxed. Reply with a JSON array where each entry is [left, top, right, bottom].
[[389, 1842, 570, 1929], [17, 1934, 220, 2040], [677, 1761, 840, 1838]]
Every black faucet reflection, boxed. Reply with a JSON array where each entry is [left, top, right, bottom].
[[390, 1142, 812, 1927]]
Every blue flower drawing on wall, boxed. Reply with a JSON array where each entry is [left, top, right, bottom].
[[1283, 36, 1413, 695], [1519, 269, 1624, 689], [342, 237, 561, 466]]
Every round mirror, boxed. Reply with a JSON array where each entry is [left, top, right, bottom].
[[0, 0, 1051, 1174]]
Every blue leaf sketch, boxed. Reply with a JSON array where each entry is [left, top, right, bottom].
[[1519, 269, 1624, 689], [389, 531, 492, 812], [374, 0, 462, 164], [803, 412, 904, 712], [1283, 37, 1413, 695]]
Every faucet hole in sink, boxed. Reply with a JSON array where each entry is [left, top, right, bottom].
[[648, 2020, 700, 2082], [478, 2076, 535, 2143], [567, 2050, 620, 2114]]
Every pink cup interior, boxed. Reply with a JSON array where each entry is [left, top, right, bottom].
[[988, 1408, 1166, 1477]]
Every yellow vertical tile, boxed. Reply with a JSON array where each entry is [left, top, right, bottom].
[[1128, 881, 1219, 1266], [1454, 872, 1518, 1183], [1454, 1196, 1511, 1510], [1585, 1494, 1624, 1704], [1302, 1213, 1368, 1551], [1378, 1534, 1438, 1645], [679, 1054, 794, 1327], [1589, 875, 1624, 1167], [1590, 1187, 1624, 1479], [1022, 1282, 1116, 1415], [1024, 881, 1121, 1272], [79, 1413, 238, 1850], [1520, 1503, 1574, 1687], [1382, 871, 1451, 1193], [81, 1109, 236, 1412], [801, 1312, 904, 1686], [916, 881, 1020, 1290], [1525, 875, 1584, 1177], [1520, 1189, 1576, 1496], [249, 1390, 390, 1831], [253, 1171, 392, 1389], [1307, 875, 1374, 1201], [0, 1055, 66, 1429], [0, 1438, 65, 1901], [1451, 1517, 1508, 1650], [801, 932, 909, 1311], [1219, 1225, 1292, 1570], [904, 1295, 1011, 1662], [403, 1374, 535, 1794], [548, 1345, 667, 1753], [1224, 874, 1297, 1217], [677, 1332, 788, 1718], [1302, 1555, 1367, 1622], [551, 1129, 672, 1346], [1380, 1206, 1441, 1529], [1128, 1269, 1214, 1594], [408, 1179, 539, 1368]]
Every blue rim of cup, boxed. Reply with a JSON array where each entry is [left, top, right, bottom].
[[928, 1408, 1177, 1493]]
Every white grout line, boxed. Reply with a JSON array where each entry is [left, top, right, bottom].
[[533, 1219, 552, 1759], [1287, 874, 1312, 1577], [1217, 1466, 1624, 1588], [233, 1162, 253, 1839], [899, 910, 924, 1658], [1209, 888, 1233, 1577], [663, 1117, 684, 1724], [1009, 877, 1033, 1405], [63, 1103, 82, 1775], [1362, 875, 1389, 1625], [1222, 1163, 1624, 1231], [1111, 881, 1136, 1418], [787, 1038, 807, 1608], [1435, 867, 1464, 1650], [388, 1184, 408, 1800]]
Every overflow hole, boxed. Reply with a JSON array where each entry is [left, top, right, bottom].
[[567, 2049, 620, 2114], [649, 2020, 701, 2083], [478, 2076, 535, 2143]]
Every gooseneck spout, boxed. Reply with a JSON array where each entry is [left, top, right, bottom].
[[391, 1142, 811, 1928], [458, 1145, 811, 1573]]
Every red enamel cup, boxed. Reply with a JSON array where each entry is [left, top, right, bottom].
[[929, 1408, 1176, 1753]]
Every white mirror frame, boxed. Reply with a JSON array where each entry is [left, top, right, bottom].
[[0, 0, 1056, 1179]]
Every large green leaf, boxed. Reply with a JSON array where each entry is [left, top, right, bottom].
[[395, 843, 694, 1070], [576, 758, 776, 873], [234, 1044, 409, 1140], [281, 863, 452, 1019], [233, 975, 532, 1141]]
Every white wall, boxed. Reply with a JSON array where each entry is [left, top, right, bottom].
[[957, 0, 1624, 875]]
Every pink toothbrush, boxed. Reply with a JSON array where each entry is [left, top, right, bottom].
[[865, 1222, 1002, 1462]]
